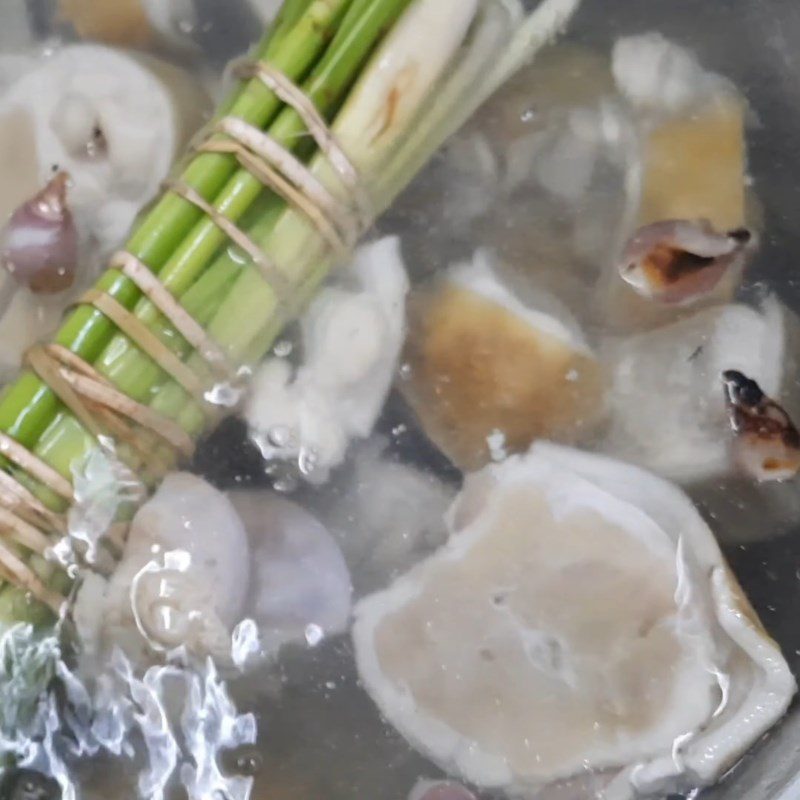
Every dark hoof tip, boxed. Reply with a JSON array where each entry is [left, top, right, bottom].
[[727, 227, 752, 244]]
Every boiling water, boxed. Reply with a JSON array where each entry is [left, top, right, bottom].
[[4, 1, 800, 799]]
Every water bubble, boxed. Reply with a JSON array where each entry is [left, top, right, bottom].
[[225, 246, 249, 266], [220, 744, 262, 778], [304, 623, 323, 647], [231, 619, 261, 668], [1, 770, 60, 800], [235, 750, 262, 777], [298, 447, 318, 477], [205, 381, 244, 409], [398, 363, 412, 381], [487, 429, 507, 462], [40, 41, 58, 59], [267, 425, 293, 449], [520, 108, 537, 123], [272, 473, 299, 494], [149, 601, 191, 646], [273, 340, 293, 358]]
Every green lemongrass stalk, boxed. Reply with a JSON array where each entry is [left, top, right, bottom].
[[95, 0, 413, 400], [143, 0, 483, 441], [376, 0, 583, 206], [23, 0, 409, 480], [0, 0, 583, 628], [228, 0, 582, 364], [0, 0, 357, 507], [45, 0, 441, 467], [28, 0, 413, 482], [50, 0, 580, 462], [206, 0, 483, 358], [0, 0, 350, 450], [0, 0, 411, 625]]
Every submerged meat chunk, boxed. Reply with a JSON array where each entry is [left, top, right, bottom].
[[402, 251, 605, 470], [353, 444, 796, 797]]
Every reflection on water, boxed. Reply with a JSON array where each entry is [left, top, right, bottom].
[[4, 0, 800, 799], [0, 624, 256, 800]]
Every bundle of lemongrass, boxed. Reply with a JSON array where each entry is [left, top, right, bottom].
[[0, 0, 580, 634]]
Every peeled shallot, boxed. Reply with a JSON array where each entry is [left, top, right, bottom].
[[618, 219, 751, 306]]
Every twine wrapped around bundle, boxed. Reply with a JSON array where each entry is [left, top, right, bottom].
[[0, 0, 582, 626], [0, 59, 372, 612]]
